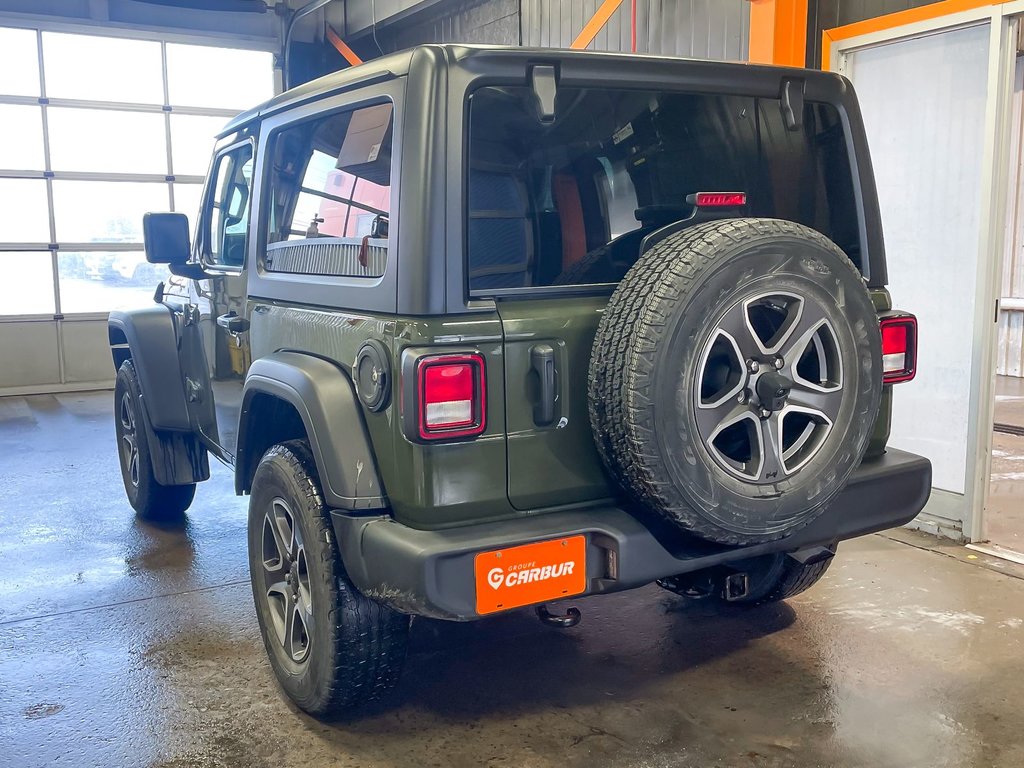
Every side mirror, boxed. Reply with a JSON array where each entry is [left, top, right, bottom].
[[370, 213, 389, 239], [143, 212, 191, 265]]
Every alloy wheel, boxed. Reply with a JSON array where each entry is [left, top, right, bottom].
[[261, 498, 314, 664], [119, 392, 140, 488], [693, 290, 844, 484]]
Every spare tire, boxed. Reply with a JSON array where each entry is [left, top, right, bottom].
[[589, 218, 881, 545]]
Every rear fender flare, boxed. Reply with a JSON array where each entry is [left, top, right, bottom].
[[237, 351, 386, 510]]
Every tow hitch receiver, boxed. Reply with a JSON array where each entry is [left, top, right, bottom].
[[657, 566, 751, 601]]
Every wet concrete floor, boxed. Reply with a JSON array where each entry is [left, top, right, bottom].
[[2, 391, 1024, 768]]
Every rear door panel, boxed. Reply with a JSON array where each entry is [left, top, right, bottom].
[[497, 295, 613, 510]]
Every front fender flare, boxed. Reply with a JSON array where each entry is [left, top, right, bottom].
[[109, 306, 191, 432], [238, 351, 386, 510]]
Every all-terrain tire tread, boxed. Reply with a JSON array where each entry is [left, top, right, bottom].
[[750, 557, 834, 605], [262, 440, 409, 717], [589, 218, 868, 544], [115, 360, 196, 521]]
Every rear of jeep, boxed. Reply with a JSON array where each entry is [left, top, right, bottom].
[[326, 48, 929, 715], [115, 45, 931, 718], [330, 47, 930, 623]]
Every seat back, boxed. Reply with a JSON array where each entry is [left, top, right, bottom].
[[467, 165, 533, 290]]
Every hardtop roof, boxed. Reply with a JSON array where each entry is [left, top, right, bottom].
[[218, 44, 835, 138]]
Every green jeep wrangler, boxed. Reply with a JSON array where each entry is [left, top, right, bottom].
[[108, 45, 931, 717]]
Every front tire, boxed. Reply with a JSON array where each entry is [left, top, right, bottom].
[[248, 440, 410, 718], [114, 360, 195, 521]]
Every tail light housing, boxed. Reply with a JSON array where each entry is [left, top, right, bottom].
[[414, 353, 486, 440], [879, 313, 917, 384]]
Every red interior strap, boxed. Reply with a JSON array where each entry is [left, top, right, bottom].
[[552, 173, 586, 270], [358, 235, 369, 267]]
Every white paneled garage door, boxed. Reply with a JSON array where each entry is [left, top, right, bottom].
[[0, 24, 274, 394]]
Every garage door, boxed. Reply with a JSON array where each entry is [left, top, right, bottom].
[[0, 25, 273, 394]]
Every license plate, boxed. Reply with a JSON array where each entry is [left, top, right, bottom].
[[474, 535, 587, 615]]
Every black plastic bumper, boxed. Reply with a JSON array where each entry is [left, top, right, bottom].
[[332, 448, 931, 620]]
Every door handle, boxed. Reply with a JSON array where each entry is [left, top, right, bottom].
[[217, 312, 250, 334], [530, 343, 556, 426]]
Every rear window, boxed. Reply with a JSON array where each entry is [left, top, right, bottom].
[[466, 86, 859, 294]]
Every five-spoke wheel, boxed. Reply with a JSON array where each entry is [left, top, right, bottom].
[[247, 440, 410, 717], [694, 291, 844, 484], [260, 498, 314, 664], [118, 391, 140, 489]]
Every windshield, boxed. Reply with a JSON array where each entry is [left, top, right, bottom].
[[466, 85, 858, 294]]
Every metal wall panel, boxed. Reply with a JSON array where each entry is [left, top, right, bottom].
[[521, 0, 749, 60], [809, 0, 940, 66], [370, 0, 521, 51], [361, 0, 749, 59], [998, 312, 1024, 377]]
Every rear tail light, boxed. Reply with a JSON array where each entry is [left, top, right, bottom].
[[879, 313, 917, 384], [416, 353, 486, 440], [688, 192, 747, 208]]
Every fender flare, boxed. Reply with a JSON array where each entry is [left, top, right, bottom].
[[238, 351, 386, 510], [109, 306, 208, 486], [108, 306, 191, 432]]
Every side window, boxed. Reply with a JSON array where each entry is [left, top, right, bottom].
[[264, 102, 393, 278], [205, 142, 253, 269]]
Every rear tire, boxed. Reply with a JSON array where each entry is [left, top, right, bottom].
[[724, 552, 834, 606], [114, 360, 195, 522], [248, 440, 410, 718], [589, 218, 882, 545]]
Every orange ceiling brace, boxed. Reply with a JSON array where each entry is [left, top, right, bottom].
[[327, 25, 363, 67], [747, 0, 808, 67], [820, 0, 1012, 69], [570, 0, 624, 50]]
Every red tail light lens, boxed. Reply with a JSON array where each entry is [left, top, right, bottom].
[[692, 192, 747, 207], [417, 354, 486, 439], [879, 314, 917, 384]]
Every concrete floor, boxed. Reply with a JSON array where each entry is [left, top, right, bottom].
[[2, 391, 1024, 768]]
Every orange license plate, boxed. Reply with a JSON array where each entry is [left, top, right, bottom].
[[474, 535, 587, 615]]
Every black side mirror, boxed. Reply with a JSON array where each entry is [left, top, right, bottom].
[[143, 212, 191, 265]]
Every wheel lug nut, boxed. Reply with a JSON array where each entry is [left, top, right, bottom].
[[759, 408, 771, 419], [737, 390, 748, 404], [774, 357, 784, 370], [747, 359, 760, 373]]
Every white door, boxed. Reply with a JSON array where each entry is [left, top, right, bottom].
[[840, 21, 998, 540]]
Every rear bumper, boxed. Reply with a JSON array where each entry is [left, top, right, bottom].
[[332, 448, 931, 620]]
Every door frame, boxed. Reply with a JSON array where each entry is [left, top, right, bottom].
[[824, 0, 1022, 541]]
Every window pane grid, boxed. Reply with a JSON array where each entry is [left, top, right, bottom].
[[0, 23, 274, 317]]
